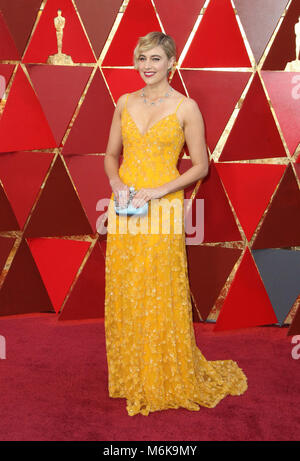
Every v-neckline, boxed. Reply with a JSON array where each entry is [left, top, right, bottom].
[[124, 106, 183, 138]]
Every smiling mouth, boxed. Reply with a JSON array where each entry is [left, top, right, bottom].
[[144, 72, 155, 77]]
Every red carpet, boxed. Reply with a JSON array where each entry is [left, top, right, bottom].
[[0, 313, 299, 441]]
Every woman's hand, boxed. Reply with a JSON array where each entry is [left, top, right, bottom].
[[131, 185, 168, 208], [109, 177, 130, 208]]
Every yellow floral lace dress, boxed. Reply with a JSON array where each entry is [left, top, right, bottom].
[[104, 92, 248, 416]]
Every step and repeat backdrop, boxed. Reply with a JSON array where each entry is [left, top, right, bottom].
[[0, 0, 299, 334]]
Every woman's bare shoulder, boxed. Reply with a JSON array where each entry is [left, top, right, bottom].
[[116, 92, 128, 107], [172, 92, 199, 110], [179, 96, 202, 115], [115, 90, 142, 110]]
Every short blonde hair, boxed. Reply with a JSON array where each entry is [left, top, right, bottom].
[[133, 31, 177, 72]]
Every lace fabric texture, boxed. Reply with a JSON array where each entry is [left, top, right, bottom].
[[104, 93, 248, 416]]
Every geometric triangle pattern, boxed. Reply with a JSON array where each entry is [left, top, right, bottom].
[[214, 248, 278, 331], [0, 236, 15, 273], [0, 179, 20, 232], [252, 248, 300, 326], [58, 240, 105, 320], [234, 0, 289, 64], [261, 71, 300, 156], [64, 155, 112, 234], [262, 0, 300, 70], [74, 0, 123, 59], [0, 63, 15, 93], [22, 0, 96, 63], [182, 0, 251, 68], [0, 151, 54, 229], [219, 72, 287, 161], [181, 69, 251, 154], [154, 0, 205, 59], [23, 155, 93, 237], [0, 237, 54, 317], [216, 163, 286, 240], [0, 0, 298, 333], [0, 65, 57, 152], [0, 11, 20, 60], [288, 301, 300, 336], [61, 69, 115, 155], [186, 244, 242, 321], [26, 64, 93, 146], [251, 164, 300, 249], [27, 237, 91, 313], [192, 160, 242, 243], [0, 0, 41, 58], [101, 0, 162, 66]]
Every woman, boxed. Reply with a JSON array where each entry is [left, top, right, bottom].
[[104, 31, 247, 416]]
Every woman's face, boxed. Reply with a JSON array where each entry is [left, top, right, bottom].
[[136, 45, 175, 85]]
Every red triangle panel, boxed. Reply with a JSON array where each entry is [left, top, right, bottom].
[[27, 64, 93, 146], [0, 238, 54, 316], [182, 0, 251, 67], [102, 0, 162, 66], [234, 0, 289, 63], [261, 71, 300, 156], [252, 165, 300, 249], [65, 155, 111, 234], [58, 240, 105, 320], [23, 155, 93, 237], [0, 182, 20, 231], [0, 65, 56, 152], [62, 69, 115, 155], [0, 0, 41, 57], [0, 10, 20, 59], [181, 70, 251, 154], [27, 237, 91, 313], [74, 0, 123, 59], [214, 248, 278, 331], [186, 244, 242, 321], [0, 236, 15, 273], [155, 0, 205, 58], [262, 0, 300, 70], [192, 160, 242, 243], [216, 163, 286, 240], [0, 151, 54, 229], [219, 73, 287, 161], [22, 0, 95, 63]]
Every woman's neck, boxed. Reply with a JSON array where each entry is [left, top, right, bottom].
[[143, 80, 171, 100]]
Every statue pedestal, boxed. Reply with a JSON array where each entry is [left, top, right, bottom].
[[47, 52, 73, 65], [284, 59, 300, 71]]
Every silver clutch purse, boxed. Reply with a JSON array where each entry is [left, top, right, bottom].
[[114, 186, 149, 216]]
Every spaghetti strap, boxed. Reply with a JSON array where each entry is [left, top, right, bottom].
[[125, 92, 130, 109], [175, 97, 185, 113]]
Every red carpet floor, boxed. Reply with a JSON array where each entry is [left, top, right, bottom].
[[0, 313, 299, 441]]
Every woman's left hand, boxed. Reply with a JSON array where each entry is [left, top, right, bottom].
[[131, 185, 168, 208]]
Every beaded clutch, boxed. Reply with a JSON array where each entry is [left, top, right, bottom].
[[114, 186, 149, 216]]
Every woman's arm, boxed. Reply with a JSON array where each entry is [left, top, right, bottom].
[[104, 94, 131, 207], [161, 98, 209, 196], [104, 94, 126, 185]]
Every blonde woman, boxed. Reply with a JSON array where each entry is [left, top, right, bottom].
[[104, 31, 247, 416]]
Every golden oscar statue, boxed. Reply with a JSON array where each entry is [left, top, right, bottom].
[[47, 9, 73, 65], [285, 15, 300, 71]]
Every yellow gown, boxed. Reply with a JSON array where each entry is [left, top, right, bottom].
[[104, 93, 248, 416]]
